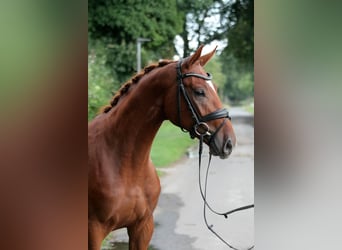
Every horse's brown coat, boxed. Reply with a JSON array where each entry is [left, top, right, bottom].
[[88, 45, 236, 250]]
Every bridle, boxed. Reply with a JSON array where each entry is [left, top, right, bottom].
[[176, 59, 230, 144], [176, 59, 254, 250]]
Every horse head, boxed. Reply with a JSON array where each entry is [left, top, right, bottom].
[[164, 45, 236, 159]]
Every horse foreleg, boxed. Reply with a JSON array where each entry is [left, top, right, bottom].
[[127, 215, 154, 250], [88, 220, 106, 250]]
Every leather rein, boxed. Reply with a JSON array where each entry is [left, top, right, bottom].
[[176, 59, 254, 250]]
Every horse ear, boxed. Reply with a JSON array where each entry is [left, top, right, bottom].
[[199, 46, 217, 67], [187, 45, 205, 66]]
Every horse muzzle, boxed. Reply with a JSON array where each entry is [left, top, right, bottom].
[[209, 137, 235, 159]]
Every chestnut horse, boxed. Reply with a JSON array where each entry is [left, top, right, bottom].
[[88, 45, 236, 250]]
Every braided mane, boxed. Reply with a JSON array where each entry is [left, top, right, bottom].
[[100, 59, 175, 113]]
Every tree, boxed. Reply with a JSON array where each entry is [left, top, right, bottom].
[[220, 52, 254, 103], [221, 0, 254, 69], [89, 0, 183, 82], [177, 0, 219, 57], [178, 0, 254, 69], [218, 0, 254, 102], [88, 40, 117, 120], [88, 0, 184, 119]]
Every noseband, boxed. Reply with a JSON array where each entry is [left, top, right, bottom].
[[176, 59, 231, 147]]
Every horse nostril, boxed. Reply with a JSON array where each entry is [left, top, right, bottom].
[[224, 138, 233, 154]]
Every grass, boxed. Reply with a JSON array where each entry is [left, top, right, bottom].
[[239, 97, 254, 114], [151, 121, 195, 167], [244, 104, 254, 114]]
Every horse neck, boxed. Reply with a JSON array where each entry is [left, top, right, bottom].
[[105, 69, 171, 165]]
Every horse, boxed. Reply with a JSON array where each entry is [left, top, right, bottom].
[[88, 45, 236, 250]]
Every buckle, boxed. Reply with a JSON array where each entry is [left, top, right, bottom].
[[194, 122, 211, 136]]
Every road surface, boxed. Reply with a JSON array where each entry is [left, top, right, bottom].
[[106, 107, 254, 250]]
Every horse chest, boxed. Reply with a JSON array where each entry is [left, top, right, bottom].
[[105, 170, 161, 229]]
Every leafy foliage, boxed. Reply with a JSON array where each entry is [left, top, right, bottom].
[[89, 0, 182, 46], [177, 0, 216, 57], [175, 0, 254, 102], [88, 41, 118, 120], [88, 0, 184, 120], [224, 0, 254, 69], [218, 0, 254, 102], [89, 0, 183, 81], [221, 53, 254, 103]]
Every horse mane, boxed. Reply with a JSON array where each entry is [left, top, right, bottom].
[[100, 59, 175, 114]]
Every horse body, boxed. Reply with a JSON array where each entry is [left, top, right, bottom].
[[88, 45, 236, 250], [88, 66, 167, 250]]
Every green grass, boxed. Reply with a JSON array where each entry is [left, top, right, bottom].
[[239, 97, 254, 114], [151, 121, 195, 167], [244, 104, 254, 114]]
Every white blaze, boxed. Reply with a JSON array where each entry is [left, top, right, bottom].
[[206, 80, 216, 92]]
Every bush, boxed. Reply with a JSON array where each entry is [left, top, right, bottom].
[[221, 53, 254, 104], [88, 41, 119, 120]]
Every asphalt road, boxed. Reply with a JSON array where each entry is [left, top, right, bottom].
[[107, 107, 254, 250]]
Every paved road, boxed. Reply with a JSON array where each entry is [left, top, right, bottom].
[[107, 107, 254, 250]]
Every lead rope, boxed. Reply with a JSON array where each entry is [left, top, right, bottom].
[[198, 135, 254, 250]]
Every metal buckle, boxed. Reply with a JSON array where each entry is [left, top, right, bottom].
[[194, 122, 211, 136]]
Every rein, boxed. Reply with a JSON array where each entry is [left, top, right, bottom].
[[198, 136, 254, 250], [176, 59, 254, 249]]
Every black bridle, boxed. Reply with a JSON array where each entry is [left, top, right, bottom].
[[176, 59, 230, 143], [176, 59, 254, 250]]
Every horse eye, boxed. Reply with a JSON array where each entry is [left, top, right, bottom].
[[194, 89, 205, 97]]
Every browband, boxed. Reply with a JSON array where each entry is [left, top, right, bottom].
[[182, 72, 212, 80]]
